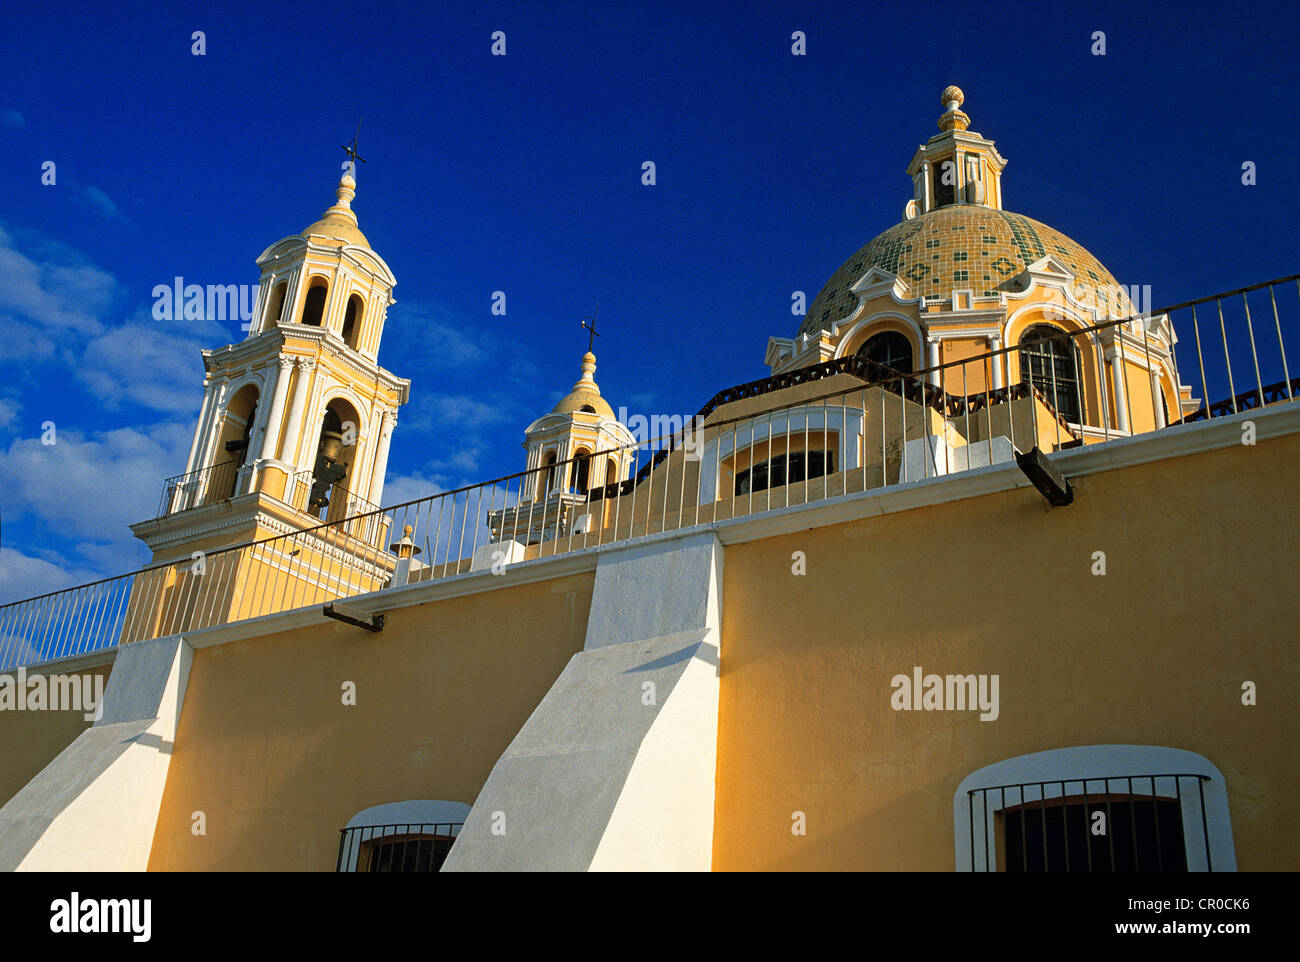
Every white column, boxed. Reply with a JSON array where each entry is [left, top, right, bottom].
[[247, 277, 268, 338], [183, 383, 216, 475], [922, 160, 932, 212], [1152, 369, 1167, 429], [257, 357, 294, 462], [279, 358, 314, 472], [928, 338, 942, 387], [367, 411, 396, 508], [989, 336, 1004, 391], [298, 369, 328, 470], [1110, 353, 1130, 432], [196, 379, 229, 473], [283, 267, 304, 326], [245, 376, 276, 471]]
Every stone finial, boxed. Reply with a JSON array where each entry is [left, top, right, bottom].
[[390, 523, 421, 560], [938, 85, 970, 132]]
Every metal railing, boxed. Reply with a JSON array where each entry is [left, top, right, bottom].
[[336, 822, 462, 872], [965, 774, 1214, 871], [1, 274, 1296, 672], [287, 468, 383, 523], [157, 459, 242, 517]]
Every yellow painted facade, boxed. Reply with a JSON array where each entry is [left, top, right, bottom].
[[713, 431, 1299, 870], [2, 86, 1294, 875], [145, 572, 594, 871]]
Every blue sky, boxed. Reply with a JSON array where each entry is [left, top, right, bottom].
[[1, 0, 1297, 602]]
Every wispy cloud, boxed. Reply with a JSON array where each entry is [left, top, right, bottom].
[[0, 224, 116, 356], [77, 311, 223, 415], [0, 397, 20, 432], [385, 300, 489, 368], [0, 421, 191, 546], [76, 184, 125, 221], [378, 472, 448, 509], [0, 545, 105, 606]]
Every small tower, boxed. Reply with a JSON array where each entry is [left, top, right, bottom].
[[131, 163, 411, 565], [488, 350, 636, 546], [905, 86, 1008, 215]]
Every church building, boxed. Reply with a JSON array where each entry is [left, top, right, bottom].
[[1, 88, 1296, 874]]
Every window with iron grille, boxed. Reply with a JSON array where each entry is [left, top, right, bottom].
[[856, 330, 914, 374], [1020, 324, 1084, 424], [735, 449, 834, 496], [989, 784, 1189, 872], [954, 747, 1236, 872], [337, 822, 462, 872]]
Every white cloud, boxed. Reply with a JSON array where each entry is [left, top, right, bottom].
[[385, 300, 488, 368], [0, 397, 19, 431], [77, 315, 220, 415], [409, 393, 514, 431], [377, 472, 447, 510], [0, 545, 106, 607], [0, 224, 117, 358], [0, 422, 192, 545]]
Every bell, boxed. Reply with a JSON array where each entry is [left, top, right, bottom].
[[318, 429, 345, 465]]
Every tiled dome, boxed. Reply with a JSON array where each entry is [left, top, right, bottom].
[[799, 206, 1133, 339]]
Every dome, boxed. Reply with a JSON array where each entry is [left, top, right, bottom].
[[799, 205, 1134, 340], [300, 172, 370, 249], [552, 389, 614, 419], [300, 212, 370, 249], [551, 351, 615, 418]]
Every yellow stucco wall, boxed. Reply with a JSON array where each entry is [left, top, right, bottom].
[[713, 431, 1300, 870], [146, 571, 594, 870], [0, 664, 114, 806]]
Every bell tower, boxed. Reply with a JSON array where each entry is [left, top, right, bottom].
[[487, 347, 636, 547], [130, 162, 411, 567]]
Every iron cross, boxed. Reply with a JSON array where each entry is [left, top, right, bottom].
[[581, 304, 600, 353], [341, 121, 367, 172]]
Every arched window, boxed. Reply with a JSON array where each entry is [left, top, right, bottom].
[[337, 800, 469, 873], [605, 457, 618, 491], [735, 449, 835, 495], [1021, 325, 1084, 424], [954, 746, 1236, 872], [263, 281, 288, 332], [857, 330, 914, 374], [342, 294, 364, 350], [301, 279, 328, 327], [214, 384, 260, 501], [540, 450, 558, 499], [570, 448, 591, 495]]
